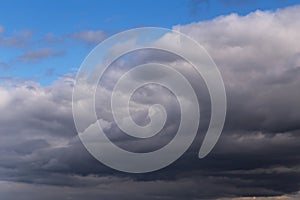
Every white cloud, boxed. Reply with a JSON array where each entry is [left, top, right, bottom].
[[171, 6, 300, 133], [0, 88, 10, 108]]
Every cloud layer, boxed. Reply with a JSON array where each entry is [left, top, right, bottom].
[[1, 5, 300, 200]]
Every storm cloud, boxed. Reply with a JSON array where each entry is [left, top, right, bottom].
[[1, 5, 300, 200]]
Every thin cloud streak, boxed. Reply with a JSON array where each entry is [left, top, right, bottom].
[[17, 48, 65, 62], [71, 30, 107, 45]]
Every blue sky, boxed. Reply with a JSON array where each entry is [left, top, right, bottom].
[[0, 0, 299, 85]]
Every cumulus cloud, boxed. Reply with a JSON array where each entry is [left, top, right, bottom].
[[174, 5, 300, 133], [1, 5, 300, 200], [71, 30, 107, 45]]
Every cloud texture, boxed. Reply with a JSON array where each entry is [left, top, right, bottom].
[[1, 5, 300, 200]]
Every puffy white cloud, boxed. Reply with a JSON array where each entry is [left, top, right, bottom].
[[173, 5, 300, 133]]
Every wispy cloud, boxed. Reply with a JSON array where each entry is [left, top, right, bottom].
[[17, 48, 65, 62], [0, 30, 33, 48], [39, 33, 64, 44], [71, 30, 107, 45], [0, 25, 4, 34], [0, 62, 10, 70]]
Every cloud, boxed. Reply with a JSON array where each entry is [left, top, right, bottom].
[[0, 62, 10, 70], [71, 30, 107, 45], [1, 5, 300, 200], [0, 30, 33, 48], [39, 33, 64, 44], [174, 5, 300, 133], [0, 25, 4, 34], [17, 48, 65, 62], [218, 194, 300, 200]]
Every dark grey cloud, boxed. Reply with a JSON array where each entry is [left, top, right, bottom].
[[1, 5, 300, 200]]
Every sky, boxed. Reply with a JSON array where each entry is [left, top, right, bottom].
[[0, 0, 299, 85], [1, 0, 300, 200]]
